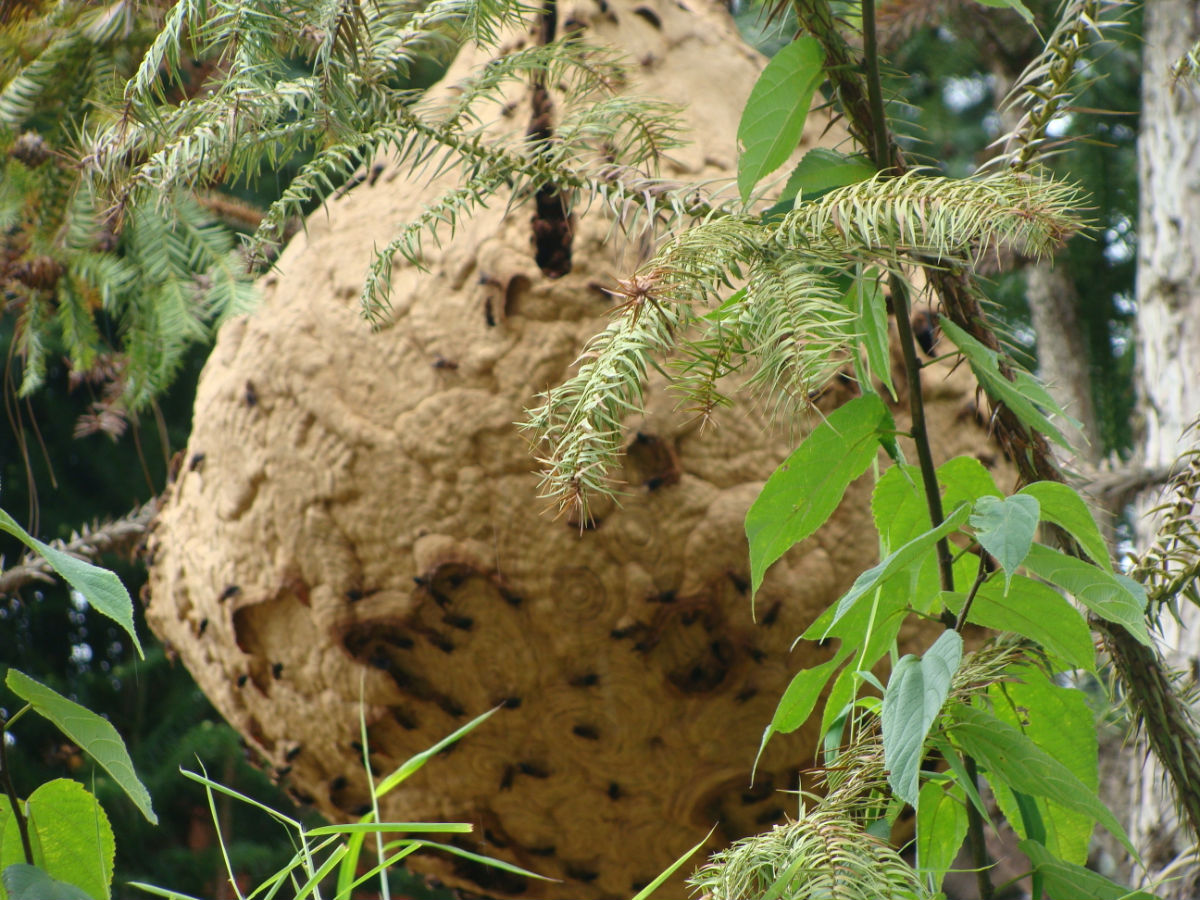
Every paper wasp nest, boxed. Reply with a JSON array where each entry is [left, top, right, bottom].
[[145, 0, 1006, 895]]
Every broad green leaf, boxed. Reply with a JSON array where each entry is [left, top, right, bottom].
[[825, 505, 970, 633], [737, 36, 824, 202], [819, 661, 859, 747], [0, 804, 9, 866], [882, 631, 962, 805], [937, 456, 1004, 511], [1012, 368, 1083, 431], [916, 780, 968, 889], [747, 394, 888, 596], [754, 646, 852, 777], [874, 457, 1002, 555], [0, 510, 142, 658], [990, 671, 1097, 864], [932, 737, 989, 819], [949, 703, 1134, 854], [782, 148, 876, 205], [950, 576, 1095, 671], [1023, 545, 1151, 644], [844, 270, 895, 399], [0, 780, 114, 900], [871, 464, 925, 552], [4, 670, 156, 825], [2, 866, 95, 900], [1018, 481, 1113, 572], [1011, 790, 1047, 900], [1019, 840, 1160, 899], [972, 0, 1036, 25], [701, 287, 746, 322], [970, 494, 1040, 588], [769, 647, 853, 734], [938, 318, 1071, 449]]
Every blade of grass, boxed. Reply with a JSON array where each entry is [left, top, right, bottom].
[[629, 826, 715, 900], [375, 705, 501, 797]]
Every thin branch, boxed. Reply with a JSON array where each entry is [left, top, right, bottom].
[[0, 709, 34, 865], [856, 4, 990, 893], [955, 555, 991, 632], [792, 0, 1200, 843], [0, 501, 157, 597], [890, 276, 956, 597]]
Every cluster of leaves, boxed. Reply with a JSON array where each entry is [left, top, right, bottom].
[[525, 0, 1185, 897], [0, 0, 257, 425], [739, 398, 1149, 897], [0, 508, 156, 898], [0, 505, 540, 899], [1, 0, 715, 420], [3, 0, 1193, 896]]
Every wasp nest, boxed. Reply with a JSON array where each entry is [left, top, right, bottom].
[[145, 0, 1007, 896]]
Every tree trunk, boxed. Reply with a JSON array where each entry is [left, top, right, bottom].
[[1025, 264, 1100, 466], [1122, 0, 1200, 892]]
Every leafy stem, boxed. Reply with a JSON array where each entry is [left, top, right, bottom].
[[964, 756, 995, 900], [857, 0, 954, 599], [858, 4, 992, 895], [1, 704, 35, 865], [889, 273, 957, 598]]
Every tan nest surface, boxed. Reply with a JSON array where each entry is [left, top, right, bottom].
[[146, 1, 1008, 896]]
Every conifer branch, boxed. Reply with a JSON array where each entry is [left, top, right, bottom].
[[525, 169, 1082, 512], [979, 0, 1130, 175]]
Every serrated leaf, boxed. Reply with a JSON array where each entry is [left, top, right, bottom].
[[951, 576, 1095, 671], [1023, 544, 1151, 644], [747, 394, 888, 596], [1018, 481, 1113, 572], [825, 505, 970, 633], [2, 865, 95, 900], [0, 510, 142, 658], [871, 464, 924, 552], [754, 646, 851, 778], [0, 780, 114, 900], [882, 631, 962, 805], [949, 703, 1134, 855], [939, 318, 1072, 449], [1019, 840, 1160, 899], [917, 780, 968, 889], [737, 36, 824, 203], [937, 456, 1005, 510], [4, 671, 156, 824], [970, 494, 1040, 588]]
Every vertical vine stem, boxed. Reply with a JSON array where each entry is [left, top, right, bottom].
[[858, 1, 992, 896], [860, 0, 955, 595], [0, 705, 35, 866]]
